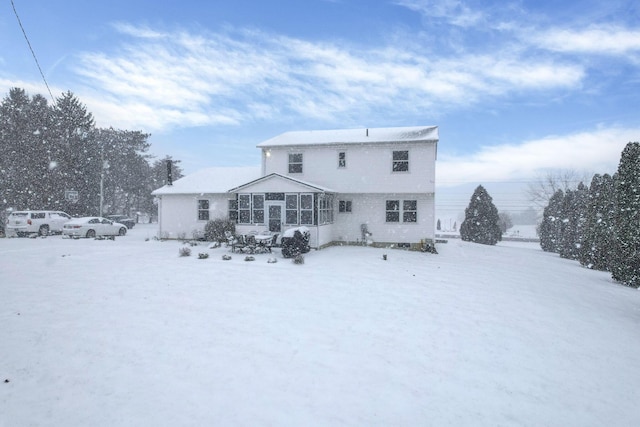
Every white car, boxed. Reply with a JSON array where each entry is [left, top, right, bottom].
[[5, 210, 72, 237], [62, 217, 128, 238]]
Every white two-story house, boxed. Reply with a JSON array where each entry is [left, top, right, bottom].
[[152, 125, 438, 249]]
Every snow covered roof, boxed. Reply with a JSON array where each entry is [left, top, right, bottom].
[[257, 125, 438, 148], [151, 166, 262, 195], [228, 173, 336, 193]]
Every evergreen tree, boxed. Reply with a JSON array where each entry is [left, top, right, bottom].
[[539, 190, 564, 253], [49, 91, 97, 216], [611, 142, 640, 287], [0, 87, 180, 219], [580, 174, 616, 270], [95, 127, 152, 216], [459, 185, 502, 245], [0, 88, 52, 211], [558, 183, 588, 260]]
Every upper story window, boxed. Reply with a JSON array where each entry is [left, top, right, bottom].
[[289, 153, 303, 174], [198, 199, 210, 221], [392, 150, 409, 172], [338, 151, 346, 168]]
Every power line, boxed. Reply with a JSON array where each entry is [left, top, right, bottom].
[[11, 0, 55, 104]]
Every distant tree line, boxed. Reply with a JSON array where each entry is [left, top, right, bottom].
[[0, 88, 183, 220], [538, 142, 640, 288]]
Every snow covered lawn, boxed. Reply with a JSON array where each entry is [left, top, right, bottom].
[[1, 225, 638, 426]]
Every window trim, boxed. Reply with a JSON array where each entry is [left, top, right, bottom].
[[318, 194, 335, 225], [385, 199, 417, 223], [288, 152, 303, 174], [197, 199, 210, 221], [285, 194, 299, 225], [338, 151, 346, 168], [238, 194, 251, 224], [392, 150, 409, 173], [252, 194, 265, 224], [338, 200, 352, 213], [300, 193, 314, 225]]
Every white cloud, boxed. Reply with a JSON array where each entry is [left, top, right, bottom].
[[66, 24, 584, 132], [394, 0, 484, 28], [533, 25, 640, 56], [437, 126, 637, 187]]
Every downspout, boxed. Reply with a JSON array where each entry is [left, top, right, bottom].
[[157, 196, 162, 238], [316, 192, 322, 249]]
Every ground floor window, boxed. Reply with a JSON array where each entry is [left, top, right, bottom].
[[403, 200, 417, 222], [386, 199, 417, 223], [228, 199, 238, 222], [300, 194, 314, 225], [285, 194, 298, 225], [338, 200, 352, 213], [198, 199, 210, 221], [238, 194, 251, 224], [318, 194, 334, 225], [253, 194, 264, 224], [232, 192, 319, 225]]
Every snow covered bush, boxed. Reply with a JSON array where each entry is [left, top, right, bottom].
[[204, 218, 236, 244], [198, 253, 209, 259], [221, 254, 232, 261], [244, 256, 255, 262], [293, 254, 304, 264], [178, 247, 191, 257]]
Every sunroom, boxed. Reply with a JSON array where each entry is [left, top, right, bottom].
[[228, 173, 336, 249]]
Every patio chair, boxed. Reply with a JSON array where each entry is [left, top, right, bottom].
[[232, 234, 246, 253], [245, 234, 257, 253], [266, 233, 278, 253]]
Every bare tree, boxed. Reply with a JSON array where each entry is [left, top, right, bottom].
[[526, 169, 592, 209], [498, 212, 513, 233]]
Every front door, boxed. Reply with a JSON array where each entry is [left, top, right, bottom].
[[266, 202, 284, 232]]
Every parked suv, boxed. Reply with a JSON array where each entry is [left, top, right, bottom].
[[5, 210, 72, 237], [106, 214, 135, 229]]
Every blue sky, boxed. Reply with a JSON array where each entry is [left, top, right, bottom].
[[2, 0, 640, 220]]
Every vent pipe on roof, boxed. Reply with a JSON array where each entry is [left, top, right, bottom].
[[366, 128, 368, 137]]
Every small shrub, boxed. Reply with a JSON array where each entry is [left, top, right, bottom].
[[222, 254, 232, 261], [198, 253, 209, 259], [293, 254, 305, 264], [179, 247, 192, 257], [177, 232, 187, 241], [382, 254, 387, 260], [267, 257, 278, 264], [205, 218, 236, 244], [244, 255, 255, 262]]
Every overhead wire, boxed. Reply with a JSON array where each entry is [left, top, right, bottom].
[[11, 0, 55, 104]]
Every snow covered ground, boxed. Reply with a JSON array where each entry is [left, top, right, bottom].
[[1, 224, 638, 426]]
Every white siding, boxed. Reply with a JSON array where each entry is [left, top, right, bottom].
[[262, 142, 436, 193], [157, 194, 233, 239], [331, 193, 435, 244]]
